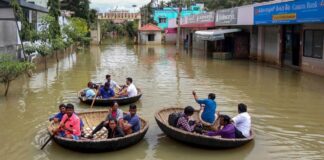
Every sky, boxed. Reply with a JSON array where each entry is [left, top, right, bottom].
[[90, 0, 170, 13]]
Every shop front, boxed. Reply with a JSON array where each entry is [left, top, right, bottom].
[[254, 0, 324, 74]]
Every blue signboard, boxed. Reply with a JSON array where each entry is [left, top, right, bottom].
[[254, 0, 324, 24]]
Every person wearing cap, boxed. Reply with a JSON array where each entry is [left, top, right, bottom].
[[204, 114, 235, 139], [98, 82, 115, 99]]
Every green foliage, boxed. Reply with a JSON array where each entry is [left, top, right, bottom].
[[36, 44, 52, 57], [0, 55, 35, 96], [89, 9, 98, 25], [61, 0, 90, 25], [24, 44, 37, 56], [52, 37, 65, 51], [140, 2, 155, 25], [100, 21, 138, 38], [47, 0, 61, 36], [38, 15, 57, 42], [63, 17, 89, 44]]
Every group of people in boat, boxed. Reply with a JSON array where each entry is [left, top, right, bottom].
[[82, 75, 138, 99], [50, 102, 141, 140], [173, 91, 251, 139]]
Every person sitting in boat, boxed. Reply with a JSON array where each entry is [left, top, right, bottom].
[[204, 115, 235, 139], [192, 91, 217, 125], [176, 106, 197, 132], [118, 77, 138, 97], [232, 103, 251, 138], [54, 104, 81, 140], [88, 102, 124, 138], [81, 82, 96, 99], [49, 104, 66, 123], [106, 118, 125, 138], [122, 104, 141, 134], [98, 82, 115, 99], [106, 74, 121, 90]]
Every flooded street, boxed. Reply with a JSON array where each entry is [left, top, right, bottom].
[[1, 38, 324, 160]]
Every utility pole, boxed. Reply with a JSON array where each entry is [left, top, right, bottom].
[[176, 0, 182, 49]]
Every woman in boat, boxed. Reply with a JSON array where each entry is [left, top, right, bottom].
[[204, 115, 235, 139], [107, 118, 125, 138]]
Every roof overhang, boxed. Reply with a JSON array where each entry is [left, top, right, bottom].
[[0, 0, 48, 13], [195, 28, 241, 41]]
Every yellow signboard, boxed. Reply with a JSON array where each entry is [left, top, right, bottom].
[[272, 13, 296, 21]]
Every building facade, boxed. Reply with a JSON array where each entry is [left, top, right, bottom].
[[254, 0, 324, 75], [138, 23, 162, 45], [153, 4, 205, 30]]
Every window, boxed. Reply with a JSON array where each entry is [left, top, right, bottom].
[[148, 34, 155, 41], [304, 30, 324, 59], [159, 18, 167, 23]]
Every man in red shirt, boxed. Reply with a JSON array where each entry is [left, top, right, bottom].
[[55, 104, 81, 140]]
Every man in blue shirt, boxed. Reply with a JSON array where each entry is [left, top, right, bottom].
[[98, 82, 115, 99], [123, 104, 141, 134], [49, 104, 66, 122], [192, 91, 217, 124]]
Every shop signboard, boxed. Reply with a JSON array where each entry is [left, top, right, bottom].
[[180, 12, 215, 27], [254, 0, 324, 24], [216, 8, 238, 25]]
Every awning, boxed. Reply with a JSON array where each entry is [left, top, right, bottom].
[[195, 28, 241, 41]]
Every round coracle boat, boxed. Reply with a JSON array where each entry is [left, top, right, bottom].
[[78, 88, 142, 106], [155, 107, 254, 149], [48, 110, 149, 152]]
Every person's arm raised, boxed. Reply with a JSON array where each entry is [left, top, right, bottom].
[[192, 90, 198, 101]]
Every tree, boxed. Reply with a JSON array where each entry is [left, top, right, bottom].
[[68, 17, 89, 45], [61, 0, 91, 25], [47, 0, 61, 37], [36, 15, 56, 69], [52, 37, 65, 63], [0, 55, 34, 96]]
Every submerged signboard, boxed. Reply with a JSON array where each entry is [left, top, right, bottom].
[[254, 0, 324, 24]]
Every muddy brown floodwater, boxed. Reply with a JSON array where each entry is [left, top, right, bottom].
[[1, 38, 324, 160]]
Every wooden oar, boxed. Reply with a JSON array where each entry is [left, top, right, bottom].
[[41, 117, 69, 150], [90, 87, 100, 109]]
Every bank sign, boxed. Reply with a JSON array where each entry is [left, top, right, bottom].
[[216, 8, 238, 25], [254, 0, 324, 24]]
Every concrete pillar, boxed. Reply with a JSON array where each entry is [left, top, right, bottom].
[[257, 26, 264, 61]]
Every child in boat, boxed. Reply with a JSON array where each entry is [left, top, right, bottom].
[[55, 104, 81, 140], [204, 115, 235, 139], [81, 82, 96, 99], [49, 104, 66, 123], [122, 104, 141, 135]]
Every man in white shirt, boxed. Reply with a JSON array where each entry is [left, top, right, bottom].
[[232, 103, 251, 138], [119, 77, 138, 97], [106, 74, 121, 90]]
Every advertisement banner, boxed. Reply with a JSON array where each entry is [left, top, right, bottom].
[[216, 8, 238, 25], [254, 0, 324, 24]]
